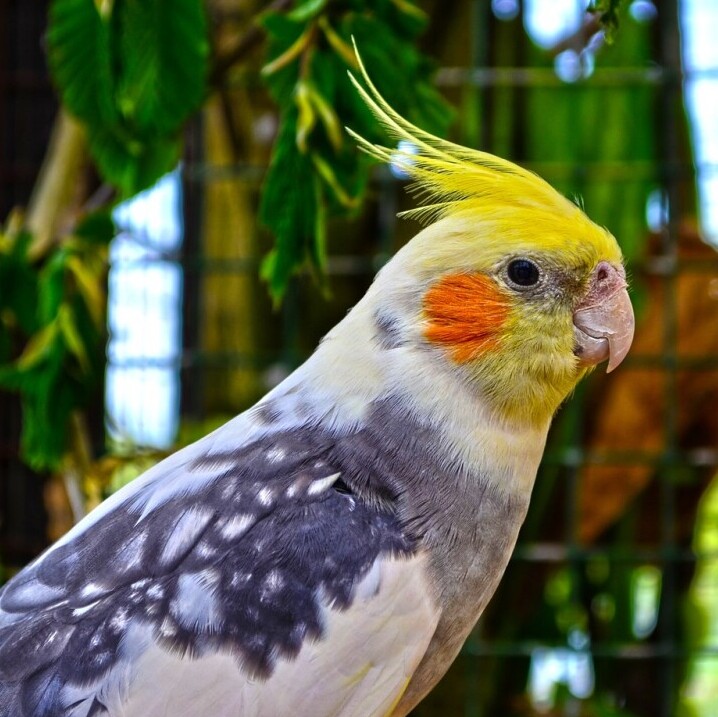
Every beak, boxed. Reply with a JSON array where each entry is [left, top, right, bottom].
[[573, 261, 635, 373]]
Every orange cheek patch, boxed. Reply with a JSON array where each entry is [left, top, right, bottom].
[[423, 273, 511, 363]]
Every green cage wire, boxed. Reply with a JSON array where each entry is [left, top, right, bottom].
[[3, 1, 718, 716]]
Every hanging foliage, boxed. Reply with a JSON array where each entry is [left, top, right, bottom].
[[586, 0, 624, 42], [0, 0, 452, 469], [0, 213, 112, 469], [259, 0, 453, 300], [46, 0, 209, 197]]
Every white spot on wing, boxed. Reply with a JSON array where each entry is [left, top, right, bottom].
[[220, 478, 240, 502], [263, 570, 284, 593], [80, 582, 109, 601], [189, 454, 238, 476], [72, 600, 100, 618], [266, 446, 287, 462], [159, 616, 178, 638], [220, 514, 254, 540], [194, 541, 219, 560], [146, 583, 164, 601], [196, 568, 221, 587], [307, 473, 341, 496], [158, 507, 214, 568], [113, 528, 149, 573], [172, 572, 221, 631], [109, 606, 130, 632], [45, 628, 63, 647], [230, 571, 252, 588], [256, 487, 274, 506]]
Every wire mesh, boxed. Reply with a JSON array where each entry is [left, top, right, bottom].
[[144, 3, 718, 715], [2, 0, 717, 715], [0, 0, 55, 569]]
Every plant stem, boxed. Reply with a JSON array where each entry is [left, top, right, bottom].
[[26, 109, 88, 261], [62, 411, 93, 523], [24, 109, 95, 524], [209, 0, 293, 87]]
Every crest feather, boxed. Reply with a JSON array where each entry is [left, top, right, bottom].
[[346, 40, 578, 223]]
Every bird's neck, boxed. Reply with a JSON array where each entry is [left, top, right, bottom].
[[298, 294, 551, 504]]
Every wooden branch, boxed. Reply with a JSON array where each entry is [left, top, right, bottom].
[[62, 411, 93, 522], [209, 0, 293, 87], [21, 109, 97, 525], [26, 109, 88, 261], [548, 15, 602, 57]]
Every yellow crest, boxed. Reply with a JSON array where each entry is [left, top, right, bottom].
[[346, 41, 581, 225]]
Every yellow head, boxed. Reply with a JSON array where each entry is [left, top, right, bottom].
[[347, 50, 634, 428]]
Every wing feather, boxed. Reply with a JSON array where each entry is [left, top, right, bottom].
[[0, 388, 429, 717], [119, 556, 438, 717]]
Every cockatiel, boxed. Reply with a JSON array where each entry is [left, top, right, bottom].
[[0, 54, 634, 717]]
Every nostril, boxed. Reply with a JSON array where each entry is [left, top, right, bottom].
[[597, 267, 609, 282]]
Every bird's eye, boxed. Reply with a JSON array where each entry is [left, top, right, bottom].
[[507, 259, 540, 287]]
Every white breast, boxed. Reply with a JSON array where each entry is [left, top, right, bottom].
[[74, 556, 439, 717]]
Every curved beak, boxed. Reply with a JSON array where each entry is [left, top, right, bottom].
[[573, 261, 635, 373]]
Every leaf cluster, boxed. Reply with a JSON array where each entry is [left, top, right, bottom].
[[15, 0, 452, 473], [586, 0, 624, 43], [258, 0, 453, 301], [0, 213, 113, 469], [47, 0, 208, 197]]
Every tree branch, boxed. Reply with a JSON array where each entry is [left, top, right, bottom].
[[209, 0, 293, 87], [26, 110, 88, 261]]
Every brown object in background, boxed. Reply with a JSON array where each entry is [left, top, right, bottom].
[[579, 221, 718, 544]]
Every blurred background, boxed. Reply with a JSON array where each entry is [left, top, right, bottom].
[[1, 0, 718, 715]]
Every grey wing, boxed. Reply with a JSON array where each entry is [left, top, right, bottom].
[[0, 411, 421, 717]]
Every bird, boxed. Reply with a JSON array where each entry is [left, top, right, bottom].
[[0, 52, 634, 717]]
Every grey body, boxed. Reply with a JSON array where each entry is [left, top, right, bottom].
[[0, 387, 527, 717], [0, 49, 633, 714]]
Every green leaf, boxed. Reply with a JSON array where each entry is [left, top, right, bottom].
[[0, 214, 106, 471], [0, 301, 100, 469], [311, 152, 359, 209], [261, 12, 306, 47], [0, 232, 40, 335], [15, 321, 60, 371], [57, 303, 90, 373], [88, 127, 180, 197], [0, 329, 10, 364], [6, 227, 33, 261], [378, 0, 428, 37], [259, 115, 319, 302], [65, 255, 106, 330], [259, 0, 453, 301], [74, 210, 116, 245], [18, 359, 80, 471], [38, 251, 68, 325], [295, 81, 317, 153], [287, 0, 328, 23], [307, 82, 343, 151], [0, 363, 26, 392], [260, 14, 306, 102], [47, 0, 209, 197], [47, 0, 117, 126], [308, 175, 328, 273], [262, 23, 313, 80], [341, 14, 451, 136], [113, 0, 208, 136]]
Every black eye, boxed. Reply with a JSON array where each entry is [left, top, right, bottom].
[[507, 259, 540, 287]]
